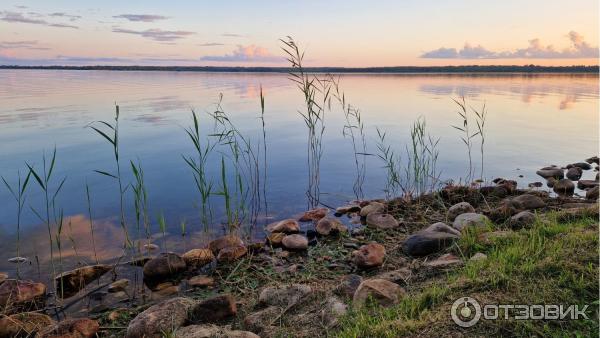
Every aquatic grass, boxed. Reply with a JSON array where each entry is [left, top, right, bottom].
[[85, 182, 99, 264], [375, 127, 405, 198], [55, 209, 65, 299], [88, 105, 131, 248], [281, 36, 331, 208], [157, 212, 168, 252], [2, 169, 32, 279], [330, 74, 368, 200], [452, 96, 487, 182], [259, 87, 268, 215]]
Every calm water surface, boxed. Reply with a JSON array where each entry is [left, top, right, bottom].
[[0, 70, 598, 279]]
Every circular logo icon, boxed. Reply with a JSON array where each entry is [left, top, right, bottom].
[[451, 297, 481, 327]]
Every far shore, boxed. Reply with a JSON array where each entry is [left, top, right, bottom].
[[0, 64, 598, 74]]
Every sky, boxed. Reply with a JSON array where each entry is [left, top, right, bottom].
[[0, 0, 598, 67]]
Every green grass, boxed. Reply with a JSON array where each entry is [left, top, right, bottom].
[[334, 212, 599, 337]]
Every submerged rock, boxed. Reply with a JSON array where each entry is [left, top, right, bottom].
[[335, 204, 361, 214], [352, 243, 386, 269], [447, 202, 476, 222], [353, 279, 405, 308], [366, 213, 399, 229], [528, 182, 543, 188], [55, 265, 112, 298], [0, 279, 46, 313], [126, 297, 196, 338]]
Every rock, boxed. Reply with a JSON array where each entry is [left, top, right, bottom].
[[375, 268, 412, 284], [424, 222, 462, 236], [452, 213, 489, 231], [0, 273, 7, 284], [124, 256, 153, 267], [528, 182, 543, 188], [144, 243, 160, 251], [0, 312, 55, 337], [108, 279, 129, 293], [153, 283, 180, 297], [188, 275, 215, 288], [217, 245, 248, 262], [567, 162, 592, 170], [587, 186, 599, 200], [0, 279, 46, 313], [511, 194, 546, 210], [566, 167, 583, 181], [8, 257, 27, 264], [553, 179, 575, 197], [577, 180, 599, 190], [55, 265, 112, 298], [353, 279, 405, 308], [243, 306, 281, 334], [478, 230, 512, 245], [447, 202, 475, 222], [334, 274, 363, 298], [424, 253, 462, 268], [107, 308, 127, 322], [208, 235, 244, 255], [266, 219, 300, 234], [182, 249, 215, 268], [175, 325, 259, 338], [266, 232, 285, 247], [470, 252, 487, 261], [281, 234, 308, 251], [126, 297, 196, 338], [359, 202, 385, 217], [189, 294, 237, 323], [402, 228, 459, 257], [352, 243, 386, 269], [38, 318, 99, 338], [259, 284, 312, 308], [509, 211, 536, 229], [143, 253, 186, 281], [316, 218, 347, 236], [365, 213, 399, 229], [321, 296, 348, 327], [586, 156, 599, 164], [299, 208, 329, 222], [336, 204, 361, 214], [536, 167, 564, 179]]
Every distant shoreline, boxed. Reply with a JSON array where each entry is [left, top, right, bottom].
[[0, 65, 598, 74]]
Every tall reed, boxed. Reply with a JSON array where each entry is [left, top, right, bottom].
[[452, 96, 487, 182], [88, 105, 131, 248], [281, 37, 331, 208], [85, 182, 99, 264], [2, 169, 32, 278]]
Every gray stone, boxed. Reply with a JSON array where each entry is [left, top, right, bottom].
[[511, 194, 546, 210], [447, 202, 476, 222], [126, 297, 196, 338], [566, 167, 583, 181], [509, 211, 536, 229], [553, 179, 575, 197], [452, 213, 489, 231]]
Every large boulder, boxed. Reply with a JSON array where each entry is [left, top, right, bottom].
[[38, 318, 99, 338], [365, 213, 399, 229], [175, 325, 259, 338], [189, 294, 237, 323], [55, 265, 111, 298], [143, 253, 187, 281], [567, 162, 592, 170], [182, 249, 215, 268], [0, 312, 55, 337], [452, 213, 489, 231], [353, 279, 405, 308], [126, 297, 196, 338], [352, 243, 385, 269], [0, 279, 46, 313], [536, 167, 564, 179], [447, 202, 475, 222], [566, 167, 583, 181]]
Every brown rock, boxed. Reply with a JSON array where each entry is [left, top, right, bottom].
[[258, 284, 312, 307], [586, 186, 599, 200], [55, 265, 111, 298], [189, 294, 237, 323], [126, 297, 196, 338], [266, 232, 285, 247], [577, 180, 599, 190], [217, 245, 248, 263], [281, 234, 308, 251], [424, 253, 462, 268], [352, 243, 385, 269], [335, 204, 360, 214], [316, 217, 347, 236], [509, 211, 536, 229], [0, 273, 7, 284], [0, 279, 46, 313], [143, 253, 186, 281], [182, 249, 215, 268], [566, 167, 583, 181], [188, 275, 215, 288], [334, 274, 363, 298], [447, 202, 476, 221], [108, 279, 129, 293], [375, 268, 412, 284], [0, 312, 55, 337], [366, 213, 399, 229], [359, 202, 385, 217], [208, 235, 244, 255], [511, 194, 546, 210], [38, 318, 99, 338], [299, 207, 329, 222], [353, 279, 405, 308], [266, 219, 300, 234], [553, 179, 575, 197]]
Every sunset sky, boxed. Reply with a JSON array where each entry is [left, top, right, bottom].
[[0, 0, 598, 67]]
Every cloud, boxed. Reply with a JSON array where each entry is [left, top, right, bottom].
[[0, 11, 78, 29], [49, 12, 82, 21], [421, 31, 599, 59], [200, 45, 283, 62], [0, 54, 200, 66], [199, 42, 225, 46], [113, 14, 168, 22], [222, 33, 244, 37], [112, 27, 194, 41], [0, 40, 50, 50]]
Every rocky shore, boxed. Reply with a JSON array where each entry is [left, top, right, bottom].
[[1, 156, 598, 337]]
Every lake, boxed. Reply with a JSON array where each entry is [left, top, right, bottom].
[[0, 70, 598, 279]]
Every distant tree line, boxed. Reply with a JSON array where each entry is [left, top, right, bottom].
[[0, 64, 597, 73]]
